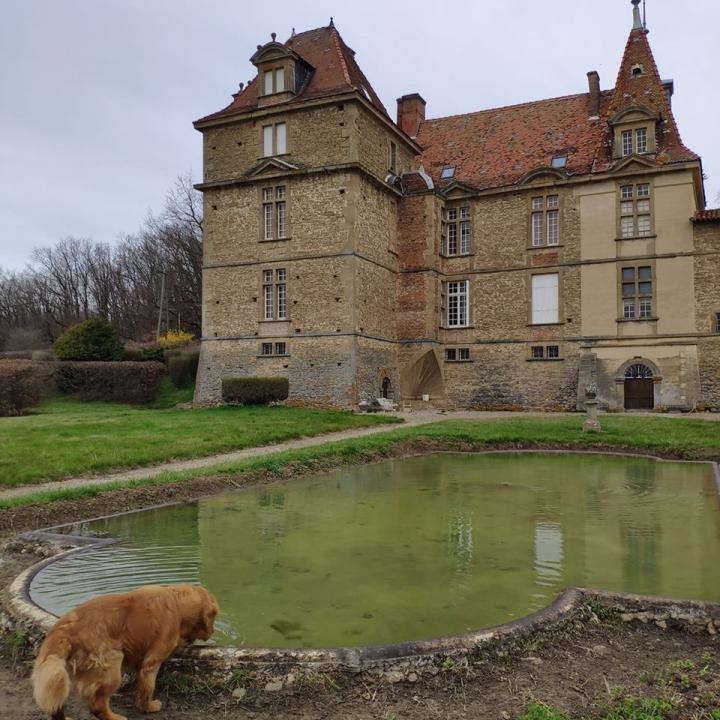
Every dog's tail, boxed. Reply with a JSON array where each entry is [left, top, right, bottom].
[[32, 634, 71, 714]]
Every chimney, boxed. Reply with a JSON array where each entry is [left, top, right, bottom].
[[396, 93, 426, 138], [662, 78, 674, 108], [587, 71, 601, 118]]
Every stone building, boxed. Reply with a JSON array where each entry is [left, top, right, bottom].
[[193, 2, 720, 411]]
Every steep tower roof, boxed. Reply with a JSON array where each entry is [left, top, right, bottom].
[[593, 2, 698, 171], [196, 23, 388, 124]]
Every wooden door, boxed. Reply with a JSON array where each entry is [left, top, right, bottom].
[[624, 378, 654, 409]]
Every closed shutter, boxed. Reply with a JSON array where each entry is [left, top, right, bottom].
[[532, 273, 559, 324]]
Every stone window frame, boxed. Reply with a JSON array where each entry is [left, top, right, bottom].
[[261, 121, 288, 158], [259, 184, 290, 242], [258, 341, 289, 358], [715, 312, 720, 334], [444, 347, 472, 363], [261, 267, 288, 322], [527, 269, 564, 327], [613, 120, 655, 158], [528, 344, 563, 361], [261, 65, 287, 96], [528, 193, 561, 248], [616, 180, 655, 240], [617, 261, 657, 322], [442, 279, 471, 328], [440, 204, 472, 257]]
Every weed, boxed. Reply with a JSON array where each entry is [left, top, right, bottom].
[[601, 696, 673, 720], [157, 669, 220, 697], [710, 709, 720, 720], [519, 701, 570, 720], [586, 599, 618, 622], [440, 657, 455, 670]]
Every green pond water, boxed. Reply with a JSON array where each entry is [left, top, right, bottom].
[[30, 453, 720, 648]]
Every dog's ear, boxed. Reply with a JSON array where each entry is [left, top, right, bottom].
[[197, 589, 219, 638]]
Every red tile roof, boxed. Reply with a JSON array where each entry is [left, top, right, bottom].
[[416, 27, 699, 191], [196, 24, 388, 124], [416, 91, 613, 192], [693, 209, 720, 222]]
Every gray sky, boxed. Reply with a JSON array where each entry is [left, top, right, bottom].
[[1, 0, 718, 271]]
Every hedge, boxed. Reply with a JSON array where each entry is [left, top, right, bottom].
[[55, 361, 166, 404], [168, 349, 200, 388], [222, 376, 289, 405], [0, 360, 56, 416]]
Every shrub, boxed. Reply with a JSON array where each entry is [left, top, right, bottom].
[[221, 376, 289, 405], [54, 318, 124, 361], [168, 349, 200, 388], [158, 330, 194, 347], [142, 346, 166, 363], [123, 347, 144, 361], [0, 360, 56, 416], [56, 361, 165, 404]]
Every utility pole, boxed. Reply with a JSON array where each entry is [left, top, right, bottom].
[[156, 270, 166, 341]]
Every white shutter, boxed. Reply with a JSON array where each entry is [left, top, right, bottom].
[[532, 274, 559, 324], [275, 67, 285, 92], [263, 71, 273, 96], [275, 123, 286, 154], [263, 126, 273, 156]]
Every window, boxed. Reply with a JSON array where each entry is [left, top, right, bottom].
[[441, 165, 455, 179], [262, 122, 286, 156], [445, 348, 471, 362], [441, 206, 471, 256], [263, 268, 287, 320], [531, 273, 559, 324], [262, 67, 285, 95], [715, 312, 720, 333], [446, 280, 469, 327], [621, 127, 649, 156], [530, 345, 560, 360], [621, 266, 653, 320], [551, 155, 567, 169], [260, 341, 288, 356], [619, 183, 652, 238], [531, 195, 560, 246], [262, 185, 287, 240], [389, 141, 397, 173]]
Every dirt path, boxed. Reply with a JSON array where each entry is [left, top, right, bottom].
[[3, 409, 718, 502]]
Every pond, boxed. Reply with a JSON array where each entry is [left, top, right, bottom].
[[29, 453, 720, 648]]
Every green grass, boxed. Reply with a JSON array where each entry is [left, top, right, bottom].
[[0, 395, 400, 487], [519, 702, 569, 720], [2, 414, 718, 509], [601, 697, 674, 720]]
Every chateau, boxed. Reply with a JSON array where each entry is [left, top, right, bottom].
[[193, 1, 720, 411]]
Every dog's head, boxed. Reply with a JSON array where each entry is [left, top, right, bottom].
[[173, 584, 220, 642]]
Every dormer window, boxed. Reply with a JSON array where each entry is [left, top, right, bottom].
[[551, 155, 567, 169], [631, 64, 644, 77], [441, 166, 455, 179], [621, 127, 649, 156], [263, 67, 286, 95]]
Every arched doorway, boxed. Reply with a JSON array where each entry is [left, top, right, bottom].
[[624, 363, 654, 409], [381, 377, 392, 399]]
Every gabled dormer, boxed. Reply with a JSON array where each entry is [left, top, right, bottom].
[[250, 33, 314, 108], [608, 105, 660, 160]]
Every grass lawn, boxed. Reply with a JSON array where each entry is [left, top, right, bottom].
[[4, 413, 717, 509], [0, 386, 400, 487]]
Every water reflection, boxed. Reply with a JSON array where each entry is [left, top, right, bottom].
[[30, 453, 719, 648]]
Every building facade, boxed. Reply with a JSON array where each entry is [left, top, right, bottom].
[[193, 2, 720, 411]]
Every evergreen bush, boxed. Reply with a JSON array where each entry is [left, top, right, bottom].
[[56, 361, 165, 403], [168, 349, 200, 387], [54, 318, 124, 361], [221, 376, 289, 405]]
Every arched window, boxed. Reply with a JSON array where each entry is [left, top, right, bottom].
[[625, 363, 653, 379], [381, 377, 392, 399]]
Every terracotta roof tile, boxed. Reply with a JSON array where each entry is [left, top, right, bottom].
[[693, 209, 720, 222], [416, 92, 612, 192], [196, 24, 387, 124]]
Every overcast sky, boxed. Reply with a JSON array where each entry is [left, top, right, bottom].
[[1, 0, 718, 271]]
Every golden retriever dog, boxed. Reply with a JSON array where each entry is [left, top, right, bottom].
[[32, 583, 219, 720]]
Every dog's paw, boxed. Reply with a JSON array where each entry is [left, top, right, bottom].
[[146, 699, 163, 712]]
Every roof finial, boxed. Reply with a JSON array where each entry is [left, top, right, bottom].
[[631, 0, 643, 30], [271, 32, 276, 41], [291, 27, 295, 37], [329, 16, 334, 27]]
